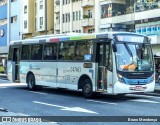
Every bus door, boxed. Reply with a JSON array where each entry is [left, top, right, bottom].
[[12, 47, 21, 82], [97, 42, 113, 91]]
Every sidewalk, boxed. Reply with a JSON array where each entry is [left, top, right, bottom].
[[0, 73, 7, 79]]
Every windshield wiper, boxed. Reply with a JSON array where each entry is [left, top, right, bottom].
[[123, 43, 133, 62]]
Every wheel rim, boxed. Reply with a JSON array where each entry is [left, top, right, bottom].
[[84, 84, 92, 95], [28, 77, 33, 89]]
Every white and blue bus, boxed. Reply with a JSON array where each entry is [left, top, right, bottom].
[[7, 32, 155, 98]]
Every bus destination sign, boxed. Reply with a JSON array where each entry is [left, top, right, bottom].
[[117, 35, 145, 43]]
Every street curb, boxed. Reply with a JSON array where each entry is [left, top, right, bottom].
[[0, 74, 7, 80]]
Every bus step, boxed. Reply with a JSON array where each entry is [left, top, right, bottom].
[[96, 89, 107, 92], [14, 80, 20, 83]]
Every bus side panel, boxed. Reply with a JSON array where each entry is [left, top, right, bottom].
[[7, 61, 15, 82], [107, 70, 113, 93], [38, 62, 57, 87], [57, 62, 96, 91], [19, 62, 30, 83], [19, 62, 57, 87]]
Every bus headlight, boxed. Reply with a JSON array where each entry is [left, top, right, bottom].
[[118, 74, 125, 83]]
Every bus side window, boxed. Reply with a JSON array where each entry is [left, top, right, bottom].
[[58, 42, 74, 60], [21, 45, 30, 60], [43, 43, 57, 60], [75, 40, 93, 61], [30, 44, 43, 60]]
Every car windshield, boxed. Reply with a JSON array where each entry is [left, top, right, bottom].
[[115, 43, 154, 72]]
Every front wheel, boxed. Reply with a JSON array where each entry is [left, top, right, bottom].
[[82, 79, 94, 98]]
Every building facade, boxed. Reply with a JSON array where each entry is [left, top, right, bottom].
[[0, 0, 21, 64], [97, 0, 160, 64], [21, 0, 54, 39], [0, 0, 7, 60], [9, 0, 21, 42], [54, 0, 95, 34]]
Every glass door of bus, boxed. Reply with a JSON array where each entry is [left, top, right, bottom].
[[12, 47, 21, 82], [97, 41, 113, 91]]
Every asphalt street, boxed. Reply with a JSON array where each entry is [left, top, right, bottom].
[[0, 79, 160, 125]]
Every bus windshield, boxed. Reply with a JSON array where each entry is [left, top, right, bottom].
[[115, 43, 154, 72]]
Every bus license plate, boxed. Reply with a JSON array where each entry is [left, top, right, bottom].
[[135, 86, 143, 91]]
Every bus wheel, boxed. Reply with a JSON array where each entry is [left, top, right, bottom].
[[27, 74, 37, 91], [82, 79, 94, 98]]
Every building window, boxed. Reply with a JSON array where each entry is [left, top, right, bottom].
[[0, 19, 7, 26], [24, 20, 27, 29], [63, 14, 65, 23], [40, 17, 43, 26], [68, 13, 70, 22], [39, 0, 43, 9], [79, 11, 81, 20], [55, 0, 60, 5], [66, 13, 68, 23], [88, 28, 95, 33], [88, 10, 92, 18], [76, 11, 78, 21], [73, 12, 75, 21], [24, 6, 27, 14], [11, 16, 17, 23]]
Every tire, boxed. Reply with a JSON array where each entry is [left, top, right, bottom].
[[27, 74, 36, 90], [82, 79, 94, 98], [27, 74, 42, 91]]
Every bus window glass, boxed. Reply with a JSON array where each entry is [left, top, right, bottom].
[[75, 40, 93, 61], [8, 47, 13, 61], [30, 44, 43, 60], [59, 42, 74, 60], [116, 43, 153, 72], [43, 43, 57, 60], [21, 45, 30, 60]]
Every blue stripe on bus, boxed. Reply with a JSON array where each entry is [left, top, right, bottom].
[[59, 37, 70, 42]]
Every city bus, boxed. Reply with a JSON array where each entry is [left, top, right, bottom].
[[7, 32, 155, 98]]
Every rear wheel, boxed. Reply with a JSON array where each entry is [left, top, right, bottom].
[[27, 74, 42, 91], [27, 74, 36, 90], [82, 79, 94, 98]]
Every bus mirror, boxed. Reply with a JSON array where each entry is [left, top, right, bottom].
[[112, 44, 117, 52]]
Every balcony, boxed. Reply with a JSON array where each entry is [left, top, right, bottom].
[[54, 23, 60, 31], [81, 18, 95, 27], [54, 6, 60, 13], [81, 0, 94, 7]]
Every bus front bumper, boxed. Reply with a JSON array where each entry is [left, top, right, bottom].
[[113, 81, 155, 94]]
